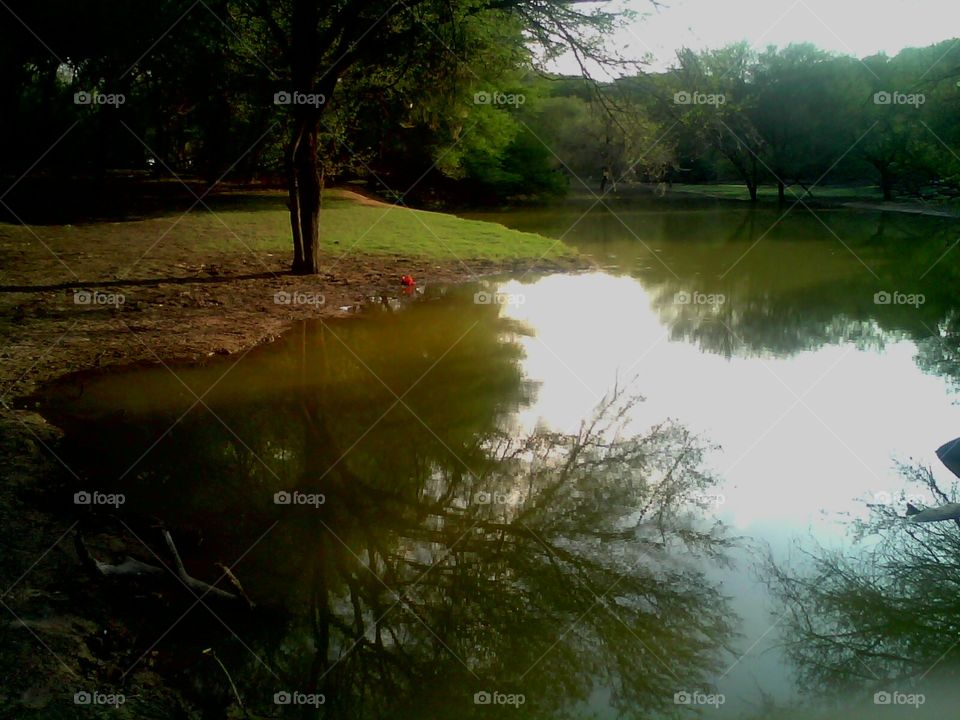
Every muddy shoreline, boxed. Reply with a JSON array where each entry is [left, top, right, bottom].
[[0, 246, 586, 718], [2, 254, 583, 400]]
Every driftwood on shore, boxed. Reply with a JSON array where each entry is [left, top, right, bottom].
[[75, 530, 252, 607]]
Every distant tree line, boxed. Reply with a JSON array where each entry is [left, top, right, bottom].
[[631, 41, 960, 202], [1, 4, 957, 211]]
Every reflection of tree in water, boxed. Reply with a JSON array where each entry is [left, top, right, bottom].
[[915, 309, 960, 394], [483, 207, 960, 384], [664, 301, 889, 359], [637, 212, 960, 386], [49, 305, 737, 718], [279, 390, 736, 719], [764, 464, 960, 702]]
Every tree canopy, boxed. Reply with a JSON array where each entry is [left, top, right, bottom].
[[1, 3, 957, 271]]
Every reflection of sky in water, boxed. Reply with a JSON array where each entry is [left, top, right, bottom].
[[499, 272, 960, 535], [494, 271, 960, 716]]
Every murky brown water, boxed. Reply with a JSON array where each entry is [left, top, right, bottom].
[[41, 202, 960, 718]]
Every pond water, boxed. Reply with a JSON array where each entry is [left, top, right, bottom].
[[40, 199, 960, 718]]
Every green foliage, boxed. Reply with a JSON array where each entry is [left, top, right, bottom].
[[636, 39, 960, 201], [461, 124, 568, 200], [2, 0, 957, 207]]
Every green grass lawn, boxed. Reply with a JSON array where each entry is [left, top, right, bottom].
[[0, 189, 575, 284], [665, 183, 885, 201], [665, 183, 960, 214], [317, 192, 572, 259], [178, 189, 573, 260]]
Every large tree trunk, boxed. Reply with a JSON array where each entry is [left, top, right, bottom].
[[290, 116, 322, 275], [728, 151, 759, 203], [879, 165, 894, 201], [287, 0, 324, 275], [777, 179, 785, 204]]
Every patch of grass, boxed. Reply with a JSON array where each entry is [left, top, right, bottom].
[[238, 191, 577, 258], [158, 188, 574, 260], [317, 200, 571, 259], [667, 183, 884, 201], [0, 189, 572, 268]]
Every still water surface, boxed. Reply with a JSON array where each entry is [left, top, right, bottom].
[[42, 200, 960, 718]]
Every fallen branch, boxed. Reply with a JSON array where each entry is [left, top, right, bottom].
[[75, 530, 249, 606], [161, 530, 240, 602], [75, 531, 165, 579]]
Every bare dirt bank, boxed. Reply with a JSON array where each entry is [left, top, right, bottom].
[[1, 252, 578, 401]]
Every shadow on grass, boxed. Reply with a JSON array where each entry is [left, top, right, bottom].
[[0, 176, 290, 225], [0, 271, 290, 293]]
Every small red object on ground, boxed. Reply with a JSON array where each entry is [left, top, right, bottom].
[[400, 275, 415, 287]]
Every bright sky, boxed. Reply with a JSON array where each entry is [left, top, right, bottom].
[[554, 0, 960, 75]]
